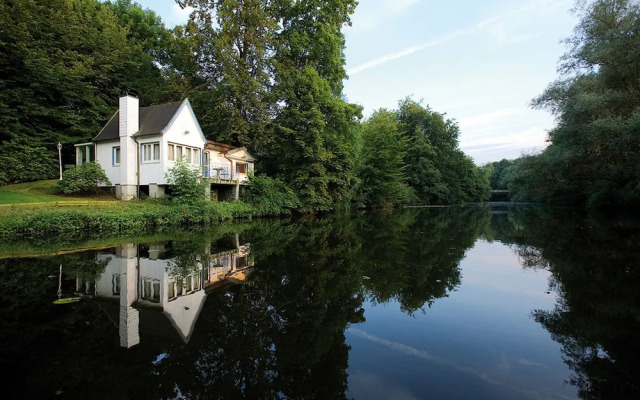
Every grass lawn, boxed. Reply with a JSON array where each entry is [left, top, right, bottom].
[[0, 180, 116, 205]]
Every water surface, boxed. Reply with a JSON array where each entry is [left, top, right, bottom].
[[1, 206, 638, 399]]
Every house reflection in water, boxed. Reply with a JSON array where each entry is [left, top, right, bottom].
[[75, 236, 254, 348]]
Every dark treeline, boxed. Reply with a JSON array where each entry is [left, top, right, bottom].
[[486, 0, 640, 209], [0, 0, 489, 208]]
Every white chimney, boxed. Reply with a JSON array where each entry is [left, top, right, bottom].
[[119, 94, 139, 138], [118, 94, 139, 200]]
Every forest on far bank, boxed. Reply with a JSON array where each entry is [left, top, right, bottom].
[[0, 0, 490, 210]]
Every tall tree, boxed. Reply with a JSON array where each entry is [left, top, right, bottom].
[[357, 109, 413, 206], [267, 0, 361, 209], [104, 0, 174, 105], [511, 0, 640, 208], [397, 98, 490, 204], [178, 0, 274, 146]]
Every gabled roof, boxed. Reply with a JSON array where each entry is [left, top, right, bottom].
[[205, 140, 256, 161], [93, 101, 183, 142], [227, 147, 256, 162], [205, 140, 236, 152]]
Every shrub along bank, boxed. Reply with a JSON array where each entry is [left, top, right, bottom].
[[0, 201, 255, 242]]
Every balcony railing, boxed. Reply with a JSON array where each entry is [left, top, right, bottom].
[[203, 163, 232, 180]]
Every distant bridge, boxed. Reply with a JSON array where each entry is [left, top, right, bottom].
[[490, 190, 510, 202]]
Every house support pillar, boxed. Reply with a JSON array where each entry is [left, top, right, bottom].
[[117, 185, 138, 201], [234, 180, 240, 201], [149, 184, 165, 199]]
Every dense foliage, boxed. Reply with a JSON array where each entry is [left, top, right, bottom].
[[0, 0, 172, 174], [0, 0, 488, 209], [57, 162, 111, 194], [357, 100, 490, 206], [358, 110, 414, 206], [0, 141, 58, 186], [507, 0, 640, 208], [242, 174, 301, 215], [486, 158, 518, 190]]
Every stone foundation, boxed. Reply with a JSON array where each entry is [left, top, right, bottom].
[[149, 184, 165, 199], [116, 184, 138, 200]]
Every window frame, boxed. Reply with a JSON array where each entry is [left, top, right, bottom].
[[112, 146, 121, 166], [141, 141, 161, 163]]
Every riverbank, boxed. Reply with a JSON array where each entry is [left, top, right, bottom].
[[0, 200, 258, 242]]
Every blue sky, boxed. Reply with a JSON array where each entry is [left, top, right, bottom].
[[132, 0, 578, 164]]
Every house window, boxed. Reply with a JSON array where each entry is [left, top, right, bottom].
[[112, 146, 120, 166], [237, 163, 247, 173], [142, 142, 160, 162], [168, 144, 175, 161], [176, 145, 183, 161], [193, 149, 200, 165], [185, 147, 192, 163], [141, 279, 160, 303]]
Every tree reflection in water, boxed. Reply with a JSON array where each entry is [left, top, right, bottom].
[[493, 208, 640, 400], [8, 206, 617, 399]]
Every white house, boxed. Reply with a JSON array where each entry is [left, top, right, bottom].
[[75, 94, 255, 200]]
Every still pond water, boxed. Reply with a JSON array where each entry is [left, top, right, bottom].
[[1, 206, 639, 400]]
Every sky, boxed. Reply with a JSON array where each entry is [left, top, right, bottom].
[[132, 0, 578, 164]]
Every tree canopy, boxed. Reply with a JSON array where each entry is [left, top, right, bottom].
[[507, 0, 640, 208]]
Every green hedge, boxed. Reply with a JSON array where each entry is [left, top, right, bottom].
[[0, 201, 255, 241]]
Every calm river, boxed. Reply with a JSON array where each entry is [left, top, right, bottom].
[[1, 206, 638, 399]]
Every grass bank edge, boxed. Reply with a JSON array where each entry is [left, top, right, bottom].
[[0, 201, 265, 242]]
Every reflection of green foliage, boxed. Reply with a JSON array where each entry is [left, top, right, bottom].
[[151, 215, 366, 399], [492, 207, 640, 399], [359, 207, 490, 313], [165, 238, 207, 281]]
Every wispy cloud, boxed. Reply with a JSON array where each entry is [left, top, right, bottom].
[[461, 126, 549, 163], [347, 0, 563, 76], [347, 327, 552, 397], [347, 27, 473, 75], [458, 108, 525, 129]]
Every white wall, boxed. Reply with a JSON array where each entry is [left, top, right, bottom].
[[137, 134, 166, 185], [95, 140, 121, 186]]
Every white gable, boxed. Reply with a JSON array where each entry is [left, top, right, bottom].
[[162, 99, 207, 148], [226, 147, 256, 162]]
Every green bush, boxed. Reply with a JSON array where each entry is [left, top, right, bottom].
[[0, 201, 256, 242], [165, 161, 207, 205], [57, 162, 111, 194], [242, 174, 300, 215]]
